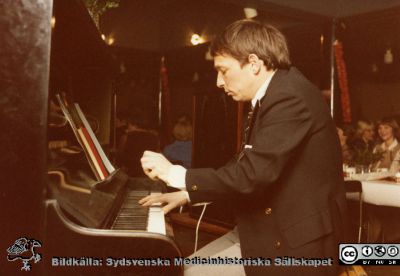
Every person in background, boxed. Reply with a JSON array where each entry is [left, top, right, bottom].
[[352, 120, 375, 153], [115, 111, 128, 148], [163, 115, 192, 168], [369, 118, 400, 243], [140, 19, 346, 276], [372, 117, 400, 171], [337, 126, 353, 165], [117, 109, 160, 176]]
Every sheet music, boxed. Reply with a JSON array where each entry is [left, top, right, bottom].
[[55, 94, 114, 181], [74, 103, 115, 174]]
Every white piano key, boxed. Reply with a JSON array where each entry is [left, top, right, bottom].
[[147, 192, 165, 235]]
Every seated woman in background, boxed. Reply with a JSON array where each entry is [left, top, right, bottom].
[[163, 115, 192, 168], [352, 120, 375, 152], [372, 117, 400, 171], [369, 118, 400, 243], [349, 120, 376, 168]]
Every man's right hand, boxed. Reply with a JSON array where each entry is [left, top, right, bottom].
[[141, 151, 173, 182], [141, 151, 187, 190]]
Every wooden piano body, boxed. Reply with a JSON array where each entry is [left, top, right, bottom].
[[44, 166, 182, 275], [45, 199, 180, 275]]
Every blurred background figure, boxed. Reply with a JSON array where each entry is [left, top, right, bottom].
[[352, 120, 375, 152], [117, 109, 160, 176], [115, 111, 128, 148], [372, 117, 400, 170], [349, 120, 376, 169], [336, 126, 354, 165], [163, 114, 193, 168]]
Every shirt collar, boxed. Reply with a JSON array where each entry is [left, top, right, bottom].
[[381, 139, 399, 151], [251, 71, 275, 108]]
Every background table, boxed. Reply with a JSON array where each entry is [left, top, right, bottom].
[[347, 180, 400, 208]]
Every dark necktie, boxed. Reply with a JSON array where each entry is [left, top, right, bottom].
[[243, 106, 254, 144], [237, 101, 260, 161], [241, 100, 260, 150]]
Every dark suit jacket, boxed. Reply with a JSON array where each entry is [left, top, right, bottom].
[[186, 67, 347, 275]]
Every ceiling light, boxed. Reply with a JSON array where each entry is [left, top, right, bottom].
[[191, 34, 203, 45], [244, 7, 258, 19]]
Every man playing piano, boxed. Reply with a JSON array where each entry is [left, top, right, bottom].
[[140, 19, 347, 276]]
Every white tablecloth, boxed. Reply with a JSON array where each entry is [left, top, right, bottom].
[[347, 180, 400, 208]]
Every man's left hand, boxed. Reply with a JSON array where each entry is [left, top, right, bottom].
[[138, 191, 189, 214]]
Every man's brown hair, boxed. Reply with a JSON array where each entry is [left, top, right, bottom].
[[210, 19, 291, 70]]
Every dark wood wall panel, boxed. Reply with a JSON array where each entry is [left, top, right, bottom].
[[338, 7, 400, 122]]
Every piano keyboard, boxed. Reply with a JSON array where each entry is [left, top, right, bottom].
[[111, 189, 166, 235]]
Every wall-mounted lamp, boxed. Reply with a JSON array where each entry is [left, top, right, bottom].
[[51, 16, 56, 28], [384, 48, 394, 64], [106, 36, 115, 45], [101, 34, 115, 45], [191, 34, 203, 45], [244, 7, 258, 19]]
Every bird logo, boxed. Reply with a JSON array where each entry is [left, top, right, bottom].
[[7, 237, 42, 271]]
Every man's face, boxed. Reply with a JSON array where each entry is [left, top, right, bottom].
[[214, 54, 258, 102]]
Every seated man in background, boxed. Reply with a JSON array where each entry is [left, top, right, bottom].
[[337, 126, 353, 165], [117, 109, 160, 177], [115, 111, 128, 148]]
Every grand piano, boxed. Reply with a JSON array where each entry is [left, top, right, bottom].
[[1, 0, 181, 275]]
